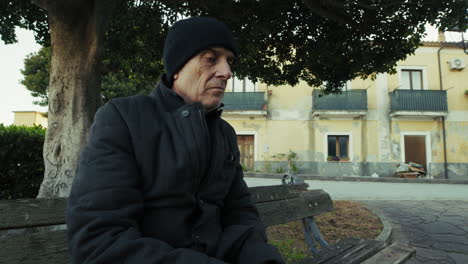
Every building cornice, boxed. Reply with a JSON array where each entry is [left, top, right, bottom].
[[421, 41, 464, 49]]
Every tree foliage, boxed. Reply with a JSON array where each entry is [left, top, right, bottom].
[[21, 46, 158, 105], [19, 1, 170, 105], [2, 0, 466, 197], [0, 0, 49, 45], [179, 0, 467, 93], [21, 46, 50, 106], [99, 1, 168, 100], [8, 0, 468, 99]]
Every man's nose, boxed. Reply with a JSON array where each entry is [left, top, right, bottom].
[[216, 59, 232, 80]]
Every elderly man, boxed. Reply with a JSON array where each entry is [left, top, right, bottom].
[[67, 17, 284, 264]]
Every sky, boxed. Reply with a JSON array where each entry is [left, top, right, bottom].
[[0, 26, 466, 125], [0, 28, 45, 125]]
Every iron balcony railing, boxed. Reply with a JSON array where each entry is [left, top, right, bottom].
[[390, 90, 448, 112], [312, 89, 368, 111], [222, 92, 266, 110]]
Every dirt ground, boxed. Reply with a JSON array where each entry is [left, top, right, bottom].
[[266, 200, 383, 263]]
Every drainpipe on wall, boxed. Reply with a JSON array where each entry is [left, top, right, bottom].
[[437, 44, 449, 179], [462, 32, 468, 55]]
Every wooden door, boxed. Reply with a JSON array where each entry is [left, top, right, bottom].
[[404, 135, 426, 169], [237, 135, 254, 170]]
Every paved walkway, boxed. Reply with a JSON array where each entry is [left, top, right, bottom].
[[244, 177, 468, 200], [244, 177, 468, 263], [363, 201, 468, 264]]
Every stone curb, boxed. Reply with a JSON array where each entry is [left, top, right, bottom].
[[362, 204, 393, 243], [244, 172, 468, 185]]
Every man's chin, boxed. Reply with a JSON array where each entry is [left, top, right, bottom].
[[203, 100, 222, 113]]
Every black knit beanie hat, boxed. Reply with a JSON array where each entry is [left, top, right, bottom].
[[163, 16, 238, 86]]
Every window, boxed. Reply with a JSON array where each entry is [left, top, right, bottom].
[[229, 75, 256, 92], [322, 81, 351, 91], [401, 69, 422, 90], [341, 81, 352, 91], [327, 135, 349, 161]]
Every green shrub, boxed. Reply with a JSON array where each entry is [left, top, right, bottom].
[[275, 166, 285, 174], [271, 150, 299, 173], [0, 124, 46, 199]]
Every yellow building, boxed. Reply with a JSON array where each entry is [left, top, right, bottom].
[[222, 41, 468, 180], [13, 111, 48, 128]]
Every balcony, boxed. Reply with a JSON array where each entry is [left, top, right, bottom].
[[312, 89, 367, 118], [390, 90, 448, 118], [222, 92, 267, 116]]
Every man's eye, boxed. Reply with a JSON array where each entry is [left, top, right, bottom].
[[206, 56, 217, 63]]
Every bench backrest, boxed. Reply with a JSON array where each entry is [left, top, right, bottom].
[[0, 184, 333, 264]]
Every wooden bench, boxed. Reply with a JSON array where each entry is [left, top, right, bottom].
[[0, 184, 415, 264]]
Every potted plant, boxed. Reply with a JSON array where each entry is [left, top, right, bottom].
[[327, 156, 340, 161]]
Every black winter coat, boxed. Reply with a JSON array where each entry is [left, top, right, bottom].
[[67, 80, 284, 264]]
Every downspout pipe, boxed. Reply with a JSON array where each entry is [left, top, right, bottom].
[[462, 33, 468, 55], [437, 45, 449, 179]]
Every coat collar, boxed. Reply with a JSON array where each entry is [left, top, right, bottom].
[[150, 74, 224, 118]]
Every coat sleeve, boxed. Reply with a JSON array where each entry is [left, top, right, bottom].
[[67, 101, 225, 264], [219, 124, 284, 264]]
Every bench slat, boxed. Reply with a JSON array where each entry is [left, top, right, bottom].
[[0, 230, 68, 264], [258, 189, 333, 227], [298, 238, 388, 264], [0, 198, 67, 230], [248, 183, 308, 203], [326, 239, 387, 264], [0, 189, 331, 264], [0, 185, 311, 230], [0, 185, 409, 264], [297, 237, 363, 264], [361, 242, 415, 264]]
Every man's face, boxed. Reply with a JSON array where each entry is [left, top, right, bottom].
[[173, 47, 234, 112]]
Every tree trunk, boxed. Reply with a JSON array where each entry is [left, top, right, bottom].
[[35, 1, 118, 197]]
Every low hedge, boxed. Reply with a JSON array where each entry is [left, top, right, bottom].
[[0, 124, 46, 199]]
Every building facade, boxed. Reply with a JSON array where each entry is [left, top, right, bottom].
[[13, 111, 48, 128], [222, 42, 468, 180]]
